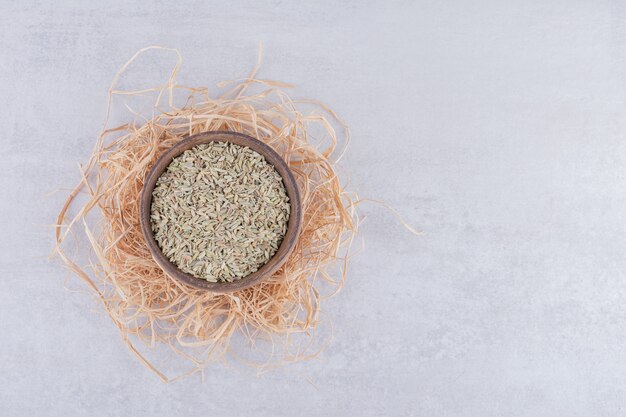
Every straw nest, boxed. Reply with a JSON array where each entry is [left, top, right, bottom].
[[53, 47, 357, 382]]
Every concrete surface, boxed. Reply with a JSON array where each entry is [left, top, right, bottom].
[[3, 1, 626, 416]]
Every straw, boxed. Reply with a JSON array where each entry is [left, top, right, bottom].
[[53, 47, 357, 382]]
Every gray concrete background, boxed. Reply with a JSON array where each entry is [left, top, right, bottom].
[[3, 0, 626, 416]]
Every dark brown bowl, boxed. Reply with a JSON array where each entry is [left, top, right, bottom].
[[139, 131, 302, 293]]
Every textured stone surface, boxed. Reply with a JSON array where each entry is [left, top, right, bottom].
[[3, 1, 626, 415]]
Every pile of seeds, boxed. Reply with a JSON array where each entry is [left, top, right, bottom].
[[150, 141, 290, 282]]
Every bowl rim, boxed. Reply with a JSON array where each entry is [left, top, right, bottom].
[[139, 131, 302, 293]]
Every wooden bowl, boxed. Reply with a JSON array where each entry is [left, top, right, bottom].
[[139, 131, 302, 293]]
